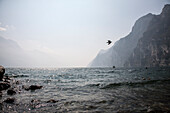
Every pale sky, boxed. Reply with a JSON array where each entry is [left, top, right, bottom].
[[0, 0, 170, 67]]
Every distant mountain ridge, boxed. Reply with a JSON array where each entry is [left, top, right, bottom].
[[0, 36, 60, 67], [88, 4, 170, 67]]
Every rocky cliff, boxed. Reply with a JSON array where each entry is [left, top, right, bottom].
[[124, 4, 170, 67], [88, 13, 154, 67]]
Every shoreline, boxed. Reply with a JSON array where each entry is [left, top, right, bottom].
[[0, 66, 170, 112]]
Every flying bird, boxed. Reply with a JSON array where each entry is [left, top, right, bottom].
[[106, 40, 112, 45]]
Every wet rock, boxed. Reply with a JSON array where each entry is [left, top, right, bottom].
[[3, 75, 10, 80], [3, 79, 10, 83], [0, 66, 5, 81], [12, 75, 29, 78], [147, 108, 154, 113], [47, 99, 58, 103], [29, 85, 43, 90], [7, 89, 16, 95], [142, 77, 146, 80], [0, 91, 2, 97], [35, 103, 47, 108], [0, 82, 10, 91], [86, 105, 97, 109], [97, 100, 107, 104], [4, 97, 15, 103], [147, 109, 164, 113], [23, 85, 43, 91], [16, 81, 20, 84], [3, 76, 11, 83], [31, 99, 40, 104], [22, 85, 30, 91]]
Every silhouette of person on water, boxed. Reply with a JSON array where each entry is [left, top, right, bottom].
[[107, 40, 112, 45]]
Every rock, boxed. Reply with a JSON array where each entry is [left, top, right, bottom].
[[12, 75, 29, 78], [16, 81, 19, 84], [3, 76, 10, 83], [3, 75, 10, 80], [0, 82, 10, 91], [31, 99, 40, 104], [29, 85, 43, 90], [3, 79, 10, 83], [0, 66, 5, 81], [47, 99, 58, 103], [0, 91, 2, 97], [23, 85, 43, 91], [147, 108, 154, 113], [4, 97, 15, 103], [142, 77, 146, 80], [7, 89, 16, 95], [22, 85, 30, 91]]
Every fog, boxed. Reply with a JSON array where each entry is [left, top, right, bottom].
[[0, 0, 169, 67]]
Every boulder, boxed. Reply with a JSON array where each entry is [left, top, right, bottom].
[[4, 97, 15, 103], [0, 66, 5, 81], [29, 85, 43, 90], [0, 82, 10, 91], [7, 89, 16, 95], [47, 99, 58, 103], [23, 85, 43, 91]]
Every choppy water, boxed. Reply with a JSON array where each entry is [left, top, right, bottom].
[[1, 67, 170, 112]]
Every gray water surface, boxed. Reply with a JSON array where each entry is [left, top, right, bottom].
[[1, 67, 170, 112]]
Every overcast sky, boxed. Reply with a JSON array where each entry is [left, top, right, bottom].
[[0, 0, 170, 67]]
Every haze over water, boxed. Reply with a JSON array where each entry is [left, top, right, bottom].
[[0, 1, 170, 112], [0, 0, 170, 67]]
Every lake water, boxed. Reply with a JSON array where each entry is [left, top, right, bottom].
[[1, 67, 170, 112]]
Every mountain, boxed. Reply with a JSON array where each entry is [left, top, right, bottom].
[[0, 36, 30, 66], [88, 13, 154, 67], [124, 4, 170, 67], [0, 36, 61, 67]]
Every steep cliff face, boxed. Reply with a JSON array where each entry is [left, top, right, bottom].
[[88, 13, 154, 67], [125, 4, 170, 67]]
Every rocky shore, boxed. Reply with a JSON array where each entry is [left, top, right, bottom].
[[0, 66, 58, 112], [1, 66, 170, 113]]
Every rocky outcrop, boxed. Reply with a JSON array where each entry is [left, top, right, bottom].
[[0, 65, 11, 91], [0, 65, 44, 108], [125, 4, 170, 67], [88, 13, 154, 67], [0, 65, 5, 80], [0, 82, 10, 91]]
